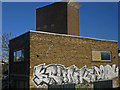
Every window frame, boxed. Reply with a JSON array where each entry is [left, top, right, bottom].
[[101, 51, 112, 62], [92, 50, 112, 62], [14, 49, 24, 62]]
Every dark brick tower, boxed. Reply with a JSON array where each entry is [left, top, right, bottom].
[[36, 1, 81, 36]]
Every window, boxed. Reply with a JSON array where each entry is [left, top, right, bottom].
[[92, 51, 101, 61], [101, 51, 111, 61], [92, 50, 111, 62], [14, 49, 24, 62], [93, 80, 112, 88], [118, 50, 120, 58]]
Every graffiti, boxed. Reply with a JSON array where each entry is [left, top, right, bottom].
[[32, 64, 118, 87], [46, 45, 53, 56]]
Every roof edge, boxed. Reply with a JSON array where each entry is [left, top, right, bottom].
[[9, 31, 30, 41], [30, 30, 118, 43]]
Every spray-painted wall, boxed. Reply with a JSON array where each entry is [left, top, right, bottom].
[[30, 31, 119, 88], [32, 63, 118, 88]]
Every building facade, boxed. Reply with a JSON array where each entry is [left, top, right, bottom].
[[9, 30, 119, 89], [9, 1, 119, 89], [36, 2, 81, 36]]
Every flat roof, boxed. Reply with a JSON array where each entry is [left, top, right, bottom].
[[30, 30, 118, 43], [10, 30, 118, 43]]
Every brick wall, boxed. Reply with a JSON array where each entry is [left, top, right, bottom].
[[9, 32, 30, 88], [29, 31, 119, 88], [36, 2, 68, 34], [67, 4, 79, 36], [9, 31, 119, 88], [36, 2, 80, 36]]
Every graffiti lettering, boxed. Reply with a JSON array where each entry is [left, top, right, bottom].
[[32, 64, 118, 87]]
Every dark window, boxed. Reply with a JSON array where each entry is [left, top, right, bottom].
[[93, 80, 112, 88], [14, 49, 24, 62], [101, 51, 111, 61], [92, 50, 112, 62], [48, 84, 75, 90]]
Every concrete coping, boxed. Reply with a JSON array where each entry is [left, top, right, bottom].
[[30, 30, 118, 43], [67, 0, 81, 9]]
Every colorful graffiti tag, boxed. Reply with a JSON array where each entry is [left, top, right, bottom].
[[32, 63, 118, 87]]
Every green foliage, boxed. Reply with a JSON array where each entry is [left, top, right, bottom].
[[76, 84, 88, 90]]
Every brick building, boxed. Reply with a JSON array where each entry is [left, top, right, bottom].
[[9, 1, 119, 89], [36, 2, 81, 36]]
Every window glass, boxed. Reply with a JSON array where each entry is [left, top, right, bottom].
[[101, 51, 111, 61], [21, 49, 24, 61], [92, 50, 111, 61], [14, 49, 24, 62], [14, 52, 16, 62]]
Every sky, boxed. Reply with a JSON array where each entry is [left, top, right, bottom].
[[2, 2, 119, 48]]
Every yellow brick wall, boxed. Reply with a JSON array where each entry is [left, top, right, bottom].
[[29, 31, 119, 88]]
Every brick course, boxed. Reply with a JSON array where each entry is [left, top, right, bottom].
[[29, 31, 119, 88]]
